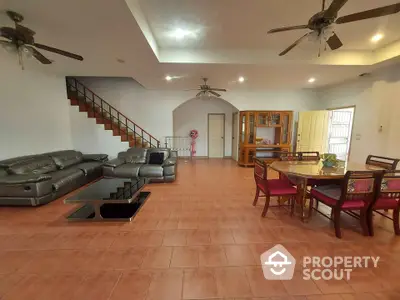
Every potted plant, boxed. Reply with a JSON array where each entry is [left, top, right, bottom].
[[321, 153, 337, 167]]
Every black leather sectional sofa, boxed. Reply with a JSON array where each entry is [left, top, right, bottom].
[[0, 150, 108, 206], [103, 148, 177, 183]]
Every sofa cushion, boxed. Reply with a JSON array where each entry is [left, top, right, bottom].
[[119, 148, 148, 164], [112, 164, 142, 178], [0, 154, 37, 168], [0, 168, 8, 177], [146, 148, 169, 163], [139, 165, 163, 178], [8, 156, 57, 175], [50, 150, 83, 169], [149, 152, 164, 165], [75, 161, 103, 176], [50, 168, 85, 191]]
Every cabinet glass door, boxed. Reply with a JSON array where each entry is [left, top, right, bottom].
[[281, 113, 290, 144], [269, 112, 281, 126], [240, 112, 246, 144], [248, 112, 255, 144], [257, 112, 268, 126]]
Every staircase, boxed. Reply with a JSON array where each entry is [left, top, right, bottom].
[[66, 77, 160, 148]]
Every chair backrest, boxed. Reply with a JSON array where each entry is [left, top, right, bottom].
[[300, 152, 320, 161], [280, 152, 301, 161], [378, 170, 400, 200], [254, 158, 268, 181], [338, 171, 383, 207], [366, 155, 399, 170]]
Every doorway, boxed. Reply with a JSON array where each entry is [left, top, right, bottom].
[[327, 107, 355, 160], [232, 112, 239, 161], [208, 114, 225, 158]]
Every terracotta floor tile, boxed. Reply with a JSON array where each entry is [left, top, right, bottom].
[[157, 219, 179, 230], [146, 269, 183, 300], [314, 278, 354, 294], [282, 273, 322, 296], [339, 293, 378, 300], [186, 230, 211, 246], [0, 274, 26, 298], [87, 231, 117, 249], [305, 296, 343, 300], [210, 229, 235, 244], [72, 271, 121, 300], [141, 247, 173, 269], [109, 270, 152, 300], [225, 245, 257, 266], [163, 230, 188, 246], [245, 267, 288, 297], [95, 247, 148, 270], [170, 247, 199, 268], [215, 267, 253, 298], [232, 229, 265, 244], [182, 268, 219, 299], [0, 251, 33, 273], [199, 246, 228, 267]]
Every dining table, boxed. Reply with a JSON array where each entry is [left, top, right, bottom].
[[268, 160, 385, 222]]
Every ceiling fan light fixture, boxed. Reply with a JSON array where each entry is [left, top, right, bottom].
[[371, 33, 383, 43], [238, 76, 245, 83]]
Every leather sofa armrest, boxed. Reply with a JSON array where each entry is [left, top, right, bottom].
[[162, 158, 177, 167], [170, 151, 178, 158], [83, 154, 108, 162], [0, 174, 52, 184], [104, 158, 125, 168]]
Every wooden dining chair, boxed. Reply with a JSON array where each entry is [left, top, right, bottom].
[[309, 170, 382, 238], [253, 158, 297, 217], [366, 155, 399, 170], [368, 170, 400, 236]]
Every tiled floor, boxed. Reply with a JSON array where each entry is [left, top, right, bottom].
[[0, 159, 399, 300]]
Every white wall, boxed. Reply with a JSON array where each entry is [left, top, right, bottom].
[[69, 106, 129, 158], [79, 77, 321, 149], [173, 98, 237, 157], [0, 54, 73, 160], [317, 64, 400, 164]]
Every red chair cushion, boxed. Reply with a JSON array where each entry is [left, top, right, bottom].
[[257, 179, 297, 196], [310, 185, 367, 209], [374, 197, 399, 210]]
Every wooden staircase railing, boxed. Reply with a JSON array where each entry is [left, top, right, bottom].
[[66, 77, 160, 148]]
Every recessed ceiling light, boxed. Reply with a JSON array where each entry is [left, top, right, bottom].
[[238, 76, 245, 83], [371, 33, 384, 43], [171, 28, 196, 40], [165, 75, 172, 81], [308, 77, 316, 83]]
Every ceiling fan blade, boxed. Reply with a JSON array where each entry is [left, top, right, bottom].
[[209, 91, 221, 97], [196, 91, 203, 97], [279, 32, 311, 56], [324, 0, 348, 19], [268, 25, 308, 34], [209, 88, 227, 92], [16, 24, 36, 36], [322, 0, 326, 11], [336, 3, 400, 24], [33, 43, 83, 61], [25, 46, 52, 64], [326, 33, 343, 50]]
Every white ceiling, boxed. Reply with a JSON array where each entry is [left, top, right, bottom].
[[0, 0, 399, 90]]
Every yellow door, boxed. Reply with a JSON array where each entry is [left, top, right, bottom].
[[296, 111, 329, 153]]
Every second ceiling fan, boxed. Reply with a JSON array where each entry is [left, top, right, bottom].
[[267, 0, 400, 56]]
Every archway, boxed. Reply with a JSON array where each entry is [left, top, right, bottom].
[[172, 97, 239, 158]]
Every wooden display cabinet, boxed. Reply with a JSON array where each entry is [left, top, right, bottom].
[[238, 110, 293, 167]]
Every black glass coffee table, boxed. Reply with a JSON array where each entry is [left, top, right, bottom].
[[64, 177, 150, 222]]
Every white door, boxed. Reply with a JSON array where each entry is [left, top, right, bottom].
[[208, 114, 225, 158], [232, 112, 239, 161], [297, 111, 329, 153]]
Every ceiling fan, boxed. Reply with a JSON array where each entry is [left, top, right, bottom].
[[187, 78, 227, 97], [0, 10, 83, 68], [267, 0, 400, 56]]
